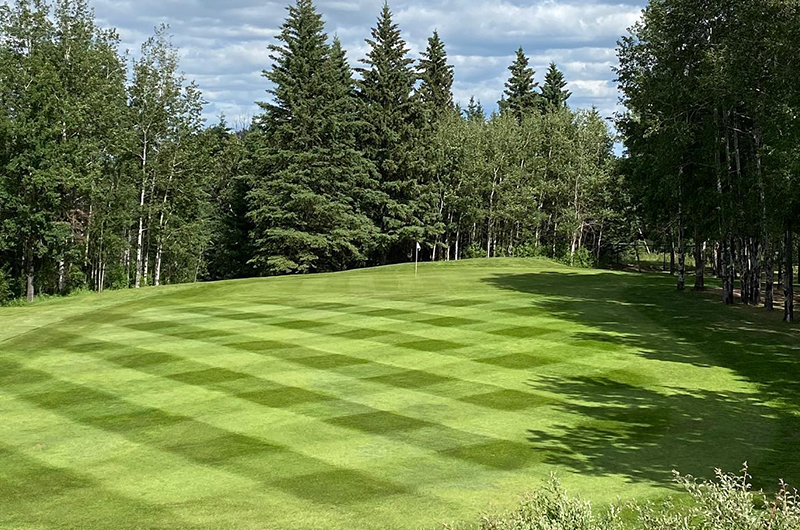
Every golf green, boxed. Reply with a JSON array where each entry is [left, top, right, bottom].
[[1, 259, 798, 530]]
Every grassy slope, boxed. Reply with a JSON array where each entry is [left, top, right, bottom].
[[1, 259, 798, 530]]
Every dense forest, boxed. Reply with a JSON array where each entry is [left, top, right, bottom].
[[0, 0, 618, 303], [1, 0, 799, 321], [617, 0, 800, 321]]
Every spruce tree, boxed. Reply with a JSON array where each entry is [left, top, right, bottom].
[[540, 62, 571, 111], [357, 2, 422, 262], [499, 47, 539, 122], [417, 30, 454, 121], [465, 96, 486, 123], [248, 0, 376, 274]]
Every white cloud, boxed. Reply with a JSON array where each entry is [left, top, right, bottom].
[[90, 0, 644, 123]]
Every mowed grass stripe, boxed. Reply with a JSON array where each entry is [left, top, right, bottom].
[[6, 328, 557, 471], [0, 359, 415, 504], [56, 329, 564, 436], [2, 259, 794, 530]]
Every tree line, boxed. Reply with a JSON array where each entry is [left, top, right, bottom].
[[617, 0, 800, 322], [0, 0, 619, 303]]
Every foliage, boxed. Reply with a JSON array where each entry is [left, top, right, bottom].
[[0, 267, 12, 305], [617, 0, 800, 313], [248, 1, 377, 274], [540, 62, 571, 112], [0, 0, 628, 302], [499, 47, 539, 122], [356, 2, 423, 263], [479, 467, 800, 530]]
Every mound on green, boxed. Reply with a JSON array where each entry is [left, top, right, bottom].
[[1, 259, 798, 530]]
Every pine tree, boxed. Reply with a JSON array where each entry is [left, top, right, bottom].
[[499, 47, 539, 122], [357, 2, 423, 262], [540, 62, 571, 111], [417, 30, 454, 121], [248, 0, 376, 274]]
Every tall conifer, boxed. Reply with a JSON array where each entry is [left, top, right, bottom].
[[499, 47, 539, 122], [248, 0, 375, 274], [417, 30, 454, 121], [540, 62, 571, 111], [357, 2, 422, 262]]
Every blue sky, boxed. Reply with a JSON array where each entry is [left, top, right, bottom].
[[92, 0, 645, 125]]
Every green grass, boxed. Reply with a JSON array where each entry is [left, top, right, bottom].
[[1, 258, 799, 530]]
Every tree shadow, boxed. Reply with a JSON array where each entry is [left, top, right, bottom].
[[484, 271, 800, 491]]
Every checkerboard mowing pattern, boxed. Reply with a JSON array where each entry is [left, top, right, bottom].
[[0, 259, 791, 530]]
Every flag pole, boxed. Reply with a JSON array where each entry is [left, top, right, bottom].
[[415, 242, 419, 277]]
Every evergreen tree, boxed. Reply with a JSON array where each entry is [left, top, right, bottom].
[[204, 120, 254, 281], [357, 2, 422, 262], [465, 96, 486, 123], [499, 47, 539, 122], [464, 96, 486, 123], [248, 0, 377, 274], [417, 30, 454, 121], [540, 62, 571, 111]]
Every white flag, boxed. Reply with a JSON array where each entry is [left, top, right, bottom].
[[416, 242, 421, 251]]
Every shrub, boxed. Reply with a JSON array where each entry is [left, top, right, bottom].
[[513, 243, 547, 259], [0, 268, 13, 305], [639, 465, 800, 530], [479, 475, 623, 530], [471, 466, 799, 530], [462, 244, 487, 260]]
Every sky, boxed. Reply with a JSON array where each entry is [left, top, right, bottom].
[[91, 0, 646, 127]]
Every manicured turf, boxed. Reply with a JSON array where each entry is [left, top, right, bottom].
[[2, 259, 799, 530]]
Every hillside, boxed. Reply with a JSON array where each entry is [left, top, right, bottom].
[[1, 259, 798, 530]]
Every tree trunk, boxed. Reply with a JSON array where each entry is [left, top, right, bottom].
[[739, 239, 750, 305], [143, 245, 150, 287], [677, 214, 685, 291], [84, 203, 92, 267], [765, 241, 774, 311], [784, 229, 794, 323], [26, 244, 34, 303], [569, 231, 578, 266], [753, 240, 762, 306], [723, 237, 735, 304], [693, 236, 705, 291], [670, 236, 676, 275], [154, 243, 163, 287], [597, 225, 603, 261], [58, 258, 66, 293], [135, 181, 147, 289]]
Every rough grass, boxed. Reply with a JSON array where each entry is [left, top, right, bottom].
[[1, 259, 798, 530]]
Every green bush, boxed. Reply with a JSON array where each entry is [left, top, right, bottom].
[[462, 244, 487, 260], [570, 247, 596, 269], [0, 268, 13, 305], [479, 475, 622, 530], [472, 466, 799, 530], [513, 243, 547, 259]]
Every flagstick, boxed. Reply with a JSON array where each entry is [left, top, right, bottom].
[[415, 242, 419, 277]]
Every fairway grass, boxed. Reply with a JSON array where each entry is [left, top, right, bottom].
[[2, 259, 799, 530]]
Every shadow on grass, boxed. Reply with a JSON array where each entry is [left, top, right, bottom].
[[484, 271, 800, 490]]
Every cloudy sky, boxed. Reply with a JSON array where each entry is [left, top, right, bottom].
[[92, 0, 645, 125]]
